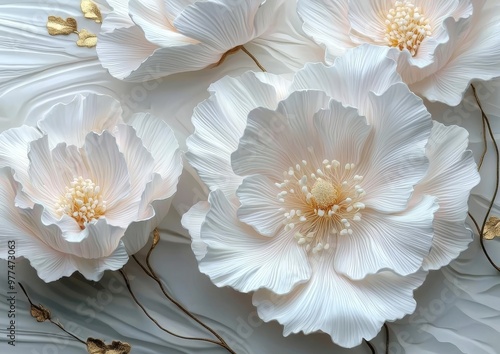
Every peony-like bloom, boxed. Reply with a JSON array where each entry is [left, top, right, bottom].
[[97, 0, 291, 81], [182, 45, 480, 347], [297, 0, 500, 106], [0, 94, 182, 282]]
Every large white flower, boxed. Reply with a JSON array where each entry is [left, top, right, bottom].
[[182, 45, 480, 347], [297, 0, 500, 106], [97, 0, 323, 81], [0, 93, 182, 282]]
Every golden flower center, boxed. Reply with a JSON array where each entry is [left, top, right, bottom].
[[276, 160, 366, 253], [310, 178, 338, 210], [55, 176, 107, 229], [384, 0, 432, 56]]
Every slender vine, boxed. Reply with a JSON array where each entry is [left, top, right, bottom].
[[240, 46, 267, 72], [364, 339, 376, 354], [472, 85, 500, 272]]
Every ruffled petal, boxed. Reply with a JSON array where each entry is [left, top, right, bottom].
[[187, 72, 281, 196], [231, 90, 331, 180], [0, 125, 41, 186], [72, 241, 129, 281], [297, 0, 354, 59], [359, 83, 432, 213], [198, 190, 311, 294], [334, 195, 438, 279], [290, 45, 401, 116], [253, 254, 426, 348], [181, 201, 209, 261], [236, 175, 284, 237], [38, 94, 124, 148], [415, 122, 480, 270], [347, 0, 392, 45]]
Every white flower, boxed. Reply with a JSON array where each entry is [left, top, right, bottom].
[[0, 94, 182, 282], [97, 0, 322, 81], [182, 45, 480, 347], [297, 0, 500, 106]]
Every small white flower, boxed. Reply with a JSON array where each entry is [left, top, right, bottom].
[[97, 0, 293, 81], [183, 45, 480, 347], [0, 94, 182, 282], [297, 0, 500, 106]]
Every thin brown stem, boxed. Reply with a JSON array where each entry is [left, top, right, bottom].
[[364, 339, 376, 354], [241, 45, 267, 72], [468, 212, 481, 236], [384, 323, 390, 354], [19, 283, 87, 345], [142, 239, 236, 354], [472, 85, 500, 273], [118, 270, 227, 349], [478, 104, 488, 170]]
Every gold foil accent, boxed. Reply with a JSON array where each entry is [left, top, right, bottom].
[[152, 228, 160, 249], [484, 216, 500, 240], [81, 0, 102, 23], [30, 304, 51, 322], [77, 29, 98, 48], [47, 16, 78, 35], [86, 338, 131, 354]]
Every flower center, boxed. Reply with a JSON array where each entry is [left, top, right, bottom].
[[384, 0, 432, 56], [276, 160, 366, 253], [55, 176, 107, 229]]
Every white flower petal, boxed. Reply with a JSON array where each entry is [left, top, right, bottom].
[[187, 72, 280, 196], [113, 124, 155, 202], [83, 131, 130, 209], [129, 113, 182, 184], [72, 241, 129, 281], [181, 201, 209, 261], [0, 125, 41, 186], [253, 255, 426, 348], [297, 0, 353, 59], [38, 94, 124, 148], [347, 0, 391, 45], [314, 99, 371, 165], [415, 122, 480, 270], [290, 45, 401, 116], [237, 175, 284, 237], [360, 83, 432, 213], [335, 195, 438, 279], [231, 90, 331, 180], [199, 190, 311, 294]]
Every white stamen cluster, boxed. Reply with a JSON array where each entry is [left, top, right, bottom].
[[275, 159, 366, 253], [384, 0, 432, 56], [55, 176, 106, 229]]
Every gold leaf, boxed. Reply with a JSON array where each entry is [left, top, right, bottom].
[[77, 29, 97, 48], [30, 304, 51, 322], [47, 16, 78, 36], [81, 0, 102, 23], [484, 216, 500, 240], [152, 228, 160, 249], [86, 338, 131, 354]]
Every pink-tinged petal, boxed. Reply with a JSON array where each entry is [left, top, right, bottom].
[[199, 190, 311, 294], [83, 131, 130, 209], [313, 99, 371, 166], [334, 195, 438, 279], [297, 0, 354, 59], [38, 94, 124, 148], [187, 72, 281, 196], [237, 175, 284, 237], [113, 124, 155, 202], [360, 83, 432, 213], [128, 113, 182, 185], [0, 125, 41, 187], [290, 45, 401, 116], [253, 255, 426, 348], [415, 122, 480, 270], [231, 90, 331, 180], [181, 201, 209, 261]]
